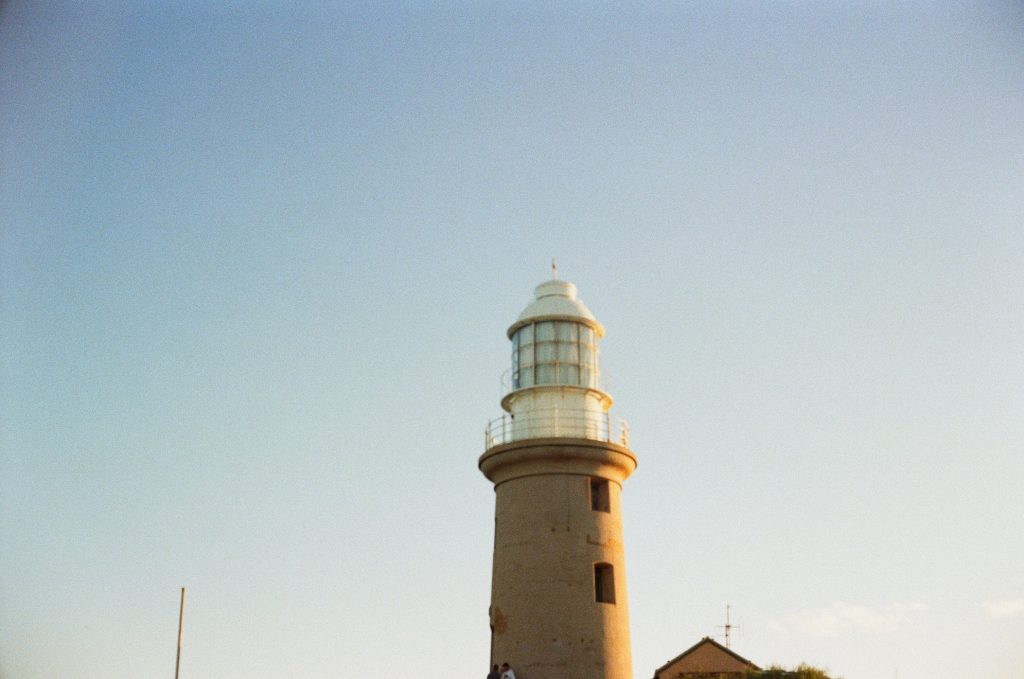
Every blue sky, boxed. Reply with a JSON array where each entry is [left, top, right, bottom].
[[2, 2, 1022, 678]]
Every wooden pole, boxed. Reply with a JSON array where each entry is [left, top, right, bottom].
[[174, 587, 185, 679]]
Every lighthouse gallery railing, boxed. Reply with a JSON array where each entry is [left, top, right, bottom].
[[485, 409, 630, 450]]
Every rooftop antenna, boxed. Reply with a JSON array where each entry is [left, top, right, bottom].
[[717, 604, 740, 649], [174, 587, 185, 679], [551, 258, 558, 279]]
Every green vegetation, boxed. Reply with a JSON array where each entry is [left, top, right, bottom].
[[746, 664, 841, 679]]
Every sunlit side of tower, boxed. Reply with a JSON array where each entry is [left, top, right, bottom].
[[480, 278, 636, 679]]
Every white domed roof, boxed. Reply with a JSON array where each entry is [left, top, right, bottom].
[[507, 279, 605, 338]]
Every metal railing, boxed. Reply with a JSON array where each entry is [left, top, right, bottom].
[[484, 409, 630, 450]]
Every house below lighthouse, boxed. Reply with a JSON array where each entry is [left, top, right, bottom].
[[480, 276, 637, 679]]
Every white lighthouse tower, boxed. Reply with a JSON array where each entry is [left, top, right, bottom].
[[480, 277, 637, 679]]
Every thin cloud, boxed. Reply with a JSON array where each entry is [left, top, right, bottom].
[[983, 599, 1024, 620], [770, 602, 928, 638]]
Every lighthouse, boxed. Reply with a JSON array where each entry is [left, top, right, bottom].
[[480, 277, 637, 679]]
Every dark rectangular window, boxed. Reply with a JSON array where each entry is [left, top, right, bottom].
[[594, 563, 615, 603], [590, 478, 610, 512]]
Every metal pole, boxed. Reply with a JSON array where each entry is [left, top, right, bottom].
[[174, 587, 185, 679]]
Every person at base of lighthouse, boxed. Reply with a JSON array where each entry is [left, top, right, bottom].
[[500, 662, 516, 679], [487, 665, 500, 679]]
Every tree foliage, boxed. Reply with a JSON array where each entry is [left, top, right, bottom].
[[745, 663, 841, 679]]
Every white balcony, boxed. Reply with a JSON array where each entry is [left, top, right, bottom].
[[484, 408, 630, 450]]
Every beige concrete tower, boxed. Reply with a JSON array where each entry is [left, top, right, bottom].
[[480, 278, 637, 679]]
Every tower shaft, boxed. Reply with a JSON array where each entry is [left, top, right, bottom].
[[482, 438, 635, 679]]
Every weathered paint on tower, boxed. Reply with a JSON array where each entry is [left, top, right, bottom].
[[480, 279, 636, 679]]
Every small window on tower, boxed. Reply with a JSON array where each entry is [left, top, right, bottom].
[[594, 563, 615, 604], [590, 478, 610, 513]]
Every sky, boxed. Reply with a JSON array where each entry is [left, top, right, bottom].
[[1, 2, 1022, 678]]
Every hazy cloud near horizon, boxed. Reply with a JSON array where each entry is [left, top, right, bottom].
[[770, 602, 929, 638], [983, 599, 1024, 620]]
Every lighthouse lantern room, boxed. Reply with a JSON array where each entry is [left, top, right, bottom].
[[486, 279, 628, 448]]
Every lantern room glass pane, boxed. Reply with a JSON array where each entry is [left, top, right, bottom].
[[519, 324, 534, 345], [580, 326, 595, 346], [536, 321, 555, 341], [519, 367, 534, 387], [536, 365, 555, 384], [536, 342, 557, 362], [556, 322, 578, 341], [558, 343, 579, 363], [562, 365, 579, 384], [519, 346, 534, 367]]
